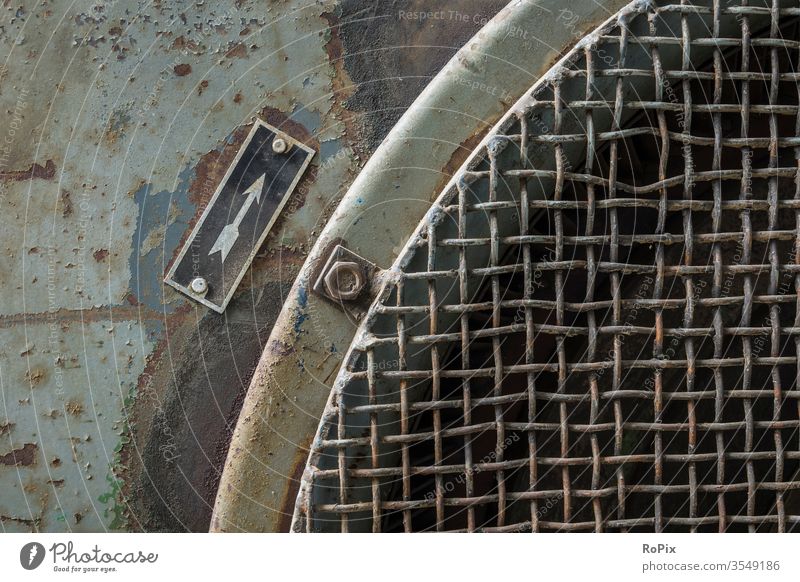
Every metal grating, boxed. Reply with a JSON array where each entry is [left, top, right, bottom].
[[293, 0, 800, 532]]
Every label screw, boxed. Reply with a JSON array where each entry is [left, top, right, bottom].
[[190, 277, 208, 295], [272, 138, 288, 154]]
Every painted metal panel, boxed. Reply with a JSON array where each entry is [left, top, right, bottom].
[[0, 0, 354, 532]]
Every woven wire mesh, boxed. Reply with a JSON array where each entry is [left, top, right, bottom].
[[293, 0, 800, 532]]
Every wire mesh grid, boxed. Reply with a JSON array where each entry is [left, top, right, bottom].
[[293, 0, 800, 532]]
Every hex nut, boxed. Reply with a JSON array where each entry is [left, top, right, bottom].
[[272, 138, 288, 154], [323, 261, 365, 301]]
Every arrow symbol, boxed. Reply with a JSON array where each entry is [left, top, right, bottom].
[[209, 174, 265, 262]]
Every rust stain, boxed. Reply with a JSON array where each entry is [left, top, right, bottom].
[[252, 245, 306, 271], [433, 128, 489, 202], [60, 189, 73, 217], [0, 304, 164, 329], [268, 339, 294, 357], [224, 42, 247, 59], [258, 106, 317, 147], [25, 366, 47, 387], [198, 79, 209, 96], [171, 36, 200, 52], [65, 400, 84, 416], [0, 422, 14, 436], [0, 514, 40, 528], [0, 443, 38, 467], [548, 22, 601, 69], [118, 299, 215, 530], [105, 128, 121, 147], [233, 92, 242, 104], [0, 159, 56, 182], [320, 11, 361, 159], [92, 248, 109, 262], [47, 479, 65, 487], [186, 125, 251, 207], [278, 434, 313, 533], [173, 63, 192, 76]]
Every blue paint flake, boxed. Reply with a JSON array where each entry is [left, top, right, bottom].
[[128, 163, 197, 312]]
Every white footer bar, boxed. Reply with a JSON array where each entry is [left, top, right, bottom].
[[1, 533, 797, 581]]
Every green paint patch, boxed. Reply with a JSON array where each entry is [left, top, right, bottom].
[[99, 384, 137, 531]]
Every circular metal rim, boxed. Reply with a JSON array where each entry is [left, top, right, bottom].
[[210, 0, 634, 533], [292, 0, 800, 533]]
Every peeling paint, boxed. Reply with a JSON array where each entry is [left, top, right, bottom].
[[0, 319, 150, 531], [0, 443, 38, 466], [0, 159, 56, 182], [129, 165, 196, 312], [173, 63, 192, 76]]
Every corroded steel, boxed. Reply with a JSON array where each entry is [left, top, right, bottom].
[[1, 0, 520, 534], [293, 0, 800, 533], [0, 0, 359, 532], [213, 0, 634, 532]]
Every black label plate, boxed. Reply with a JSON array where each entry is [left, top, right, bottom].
[[165, 120, 314, 312]]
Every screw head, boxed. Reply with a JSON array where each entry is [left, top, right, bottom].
[[323, 261, 365, 301], [272, 138, 288, 154], [190, 277, 208, 295]]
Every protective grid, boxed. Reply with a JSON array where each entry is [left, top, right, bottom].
[[293, 0, 800, 532]]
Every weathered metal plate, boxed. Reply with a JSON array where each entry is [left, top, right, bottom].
[[165, 120, 314, 312]]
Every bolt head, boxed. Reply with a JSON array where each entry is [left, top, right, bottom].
[[324, 261, 365, 301], [190, 277, 208, 295], [272, 138, 288, 154]]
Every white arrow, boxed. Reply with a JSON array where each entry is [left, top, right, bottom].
[[208, 174, 265, 262]]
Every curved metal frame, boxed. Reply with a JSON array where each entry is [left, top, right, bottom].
[[291, 0, 800, 533], [211, 0, 634, 532]]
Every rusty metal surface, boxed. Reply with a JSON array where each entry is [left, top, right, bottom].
[[0, 0, 518, 533], [212, 0, 634, 532], [0, 0, 358, 532], [294, 0, 800, 533]]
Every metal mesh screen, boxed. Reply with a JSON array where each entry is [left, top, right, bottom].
[[293, 0, 800, 532]]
